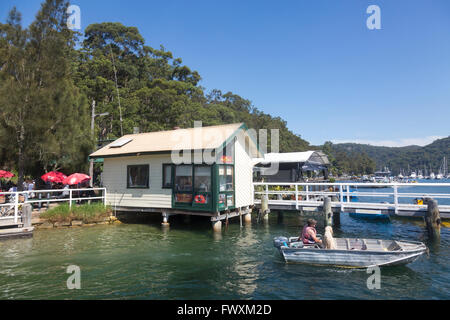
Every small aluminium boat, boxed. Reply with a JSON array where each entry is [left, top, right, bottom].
[[273, 236, 427, 268]]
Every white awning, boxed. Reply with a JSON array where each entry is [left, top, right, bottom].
[[253, 151, 330, 166]]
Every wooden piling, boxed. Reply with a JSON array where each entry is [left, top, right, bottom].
[[323, 197, 332, 227], [212, 220, 222, 232], [244, 212, 252, 224], [261, 195, 269, 221], [225, 213, 229, 229], [22, 203, 32, 228], [161, 212, 170, 227], [239, 209, 243, 227], [424, 198, 440, 240]]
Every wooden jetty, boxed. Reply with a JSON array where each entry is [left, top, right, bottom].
[[253, 182, 450, 219], [0, 188, 106, 239], [0, 203, 33, 239]]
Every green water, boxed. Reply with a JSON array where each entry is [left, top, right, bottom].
[[0, 213, 449, 300]]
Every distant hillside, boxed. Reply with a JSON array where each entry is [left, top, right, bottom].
[[328, 137, 450, 175]]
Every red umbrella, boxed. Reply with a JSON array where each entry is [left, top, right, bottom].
[[41, 171, 67, 183], [0, 170, 15, 179], [63, 173, 91, 186]]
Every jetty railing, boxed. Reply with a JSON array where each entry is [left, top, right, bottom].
[[253, 182, 450, 216], [0, 188, 107, 225]]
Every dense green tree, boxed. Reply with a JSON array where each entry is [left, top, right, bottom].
[[0, 0, 92, 188]]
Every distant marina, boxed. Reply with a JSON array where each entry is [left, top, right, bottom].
[[338, 157, 450, 185]]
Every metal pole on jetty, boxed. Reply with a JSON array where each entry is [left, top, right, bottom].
[[424, 198, 441, 241], [89, 100, 96, 187], [89, 100, 109, 187]]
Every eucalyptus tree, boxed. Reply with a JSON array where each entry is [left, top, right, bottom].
[[0, 0, 92, 188]]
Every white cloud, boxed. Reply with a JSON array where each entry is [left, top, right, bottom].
[[331, 136, 445, 148]]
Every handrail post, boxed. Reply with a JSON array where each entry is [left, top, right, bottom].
[[339, 184, 344, 211], [306, 185, 309, 201], [14, 191, 19, 223], [69, 189, 72, 209], [295, 184, 298, 210], [346, 185, 350, 203], [103, 188, 107, 207]]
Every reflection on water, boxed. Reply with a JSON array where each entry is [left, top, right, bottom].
[[0, 210, 449, 299]]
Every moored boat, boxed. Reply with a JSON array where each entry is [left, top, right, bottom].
[[349, 211, 390, 221], [273, 236, 427, 268]]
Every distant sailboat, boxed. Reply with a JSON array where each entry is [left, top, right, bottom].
[[417, 170, 423, 179], [437, 157, 448, 180]]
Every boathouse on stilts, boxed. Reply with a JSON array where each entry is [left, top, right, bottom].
[[89, 123, 263, 231]]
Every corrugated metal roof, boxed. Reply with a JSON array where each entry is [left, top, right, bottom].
[[90, 123, 245, 158]]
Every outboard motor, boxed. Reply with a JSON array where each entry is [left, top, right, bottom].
[[273, 236, 289, 249]]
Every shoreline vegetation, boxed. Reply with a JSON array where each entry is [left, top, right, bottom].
[[36, 203, 118, 228]]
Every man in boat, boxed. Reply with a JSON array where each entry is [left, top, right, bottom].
[[301, 219, 322, 246]]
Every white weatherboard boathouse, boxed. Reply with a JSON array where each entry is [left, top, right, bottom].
[[89, 123, 262, 226]]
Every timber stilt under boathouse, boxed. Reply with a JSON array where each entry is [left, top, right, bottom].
[[89, 123, 263, 230]]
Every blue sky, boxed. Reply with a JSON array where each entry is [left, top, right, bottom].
[[1, 0, 450, 147]]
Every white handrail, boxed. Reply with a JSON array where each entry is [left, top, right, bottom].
[[253, 182, 450, 187], [253, 182, 450, 214], [0, 188, 107, 224]]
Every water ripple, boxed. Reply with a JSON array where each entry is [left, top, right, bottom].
[[0, 213, 449, 299]]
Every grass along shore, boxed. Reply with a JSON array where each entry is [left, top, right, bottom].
[[40, 203, 112, 224]]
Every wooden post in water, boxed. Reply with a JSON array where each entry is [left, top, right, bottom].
[[212, 219, 222, 232], [261, 194, 269, 222], [323, 197, 333, 227], [161, 212, 170, 227], [22, 203, 32, 228], [244, 211, 252, 224], [424, 198, 440, 240]]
